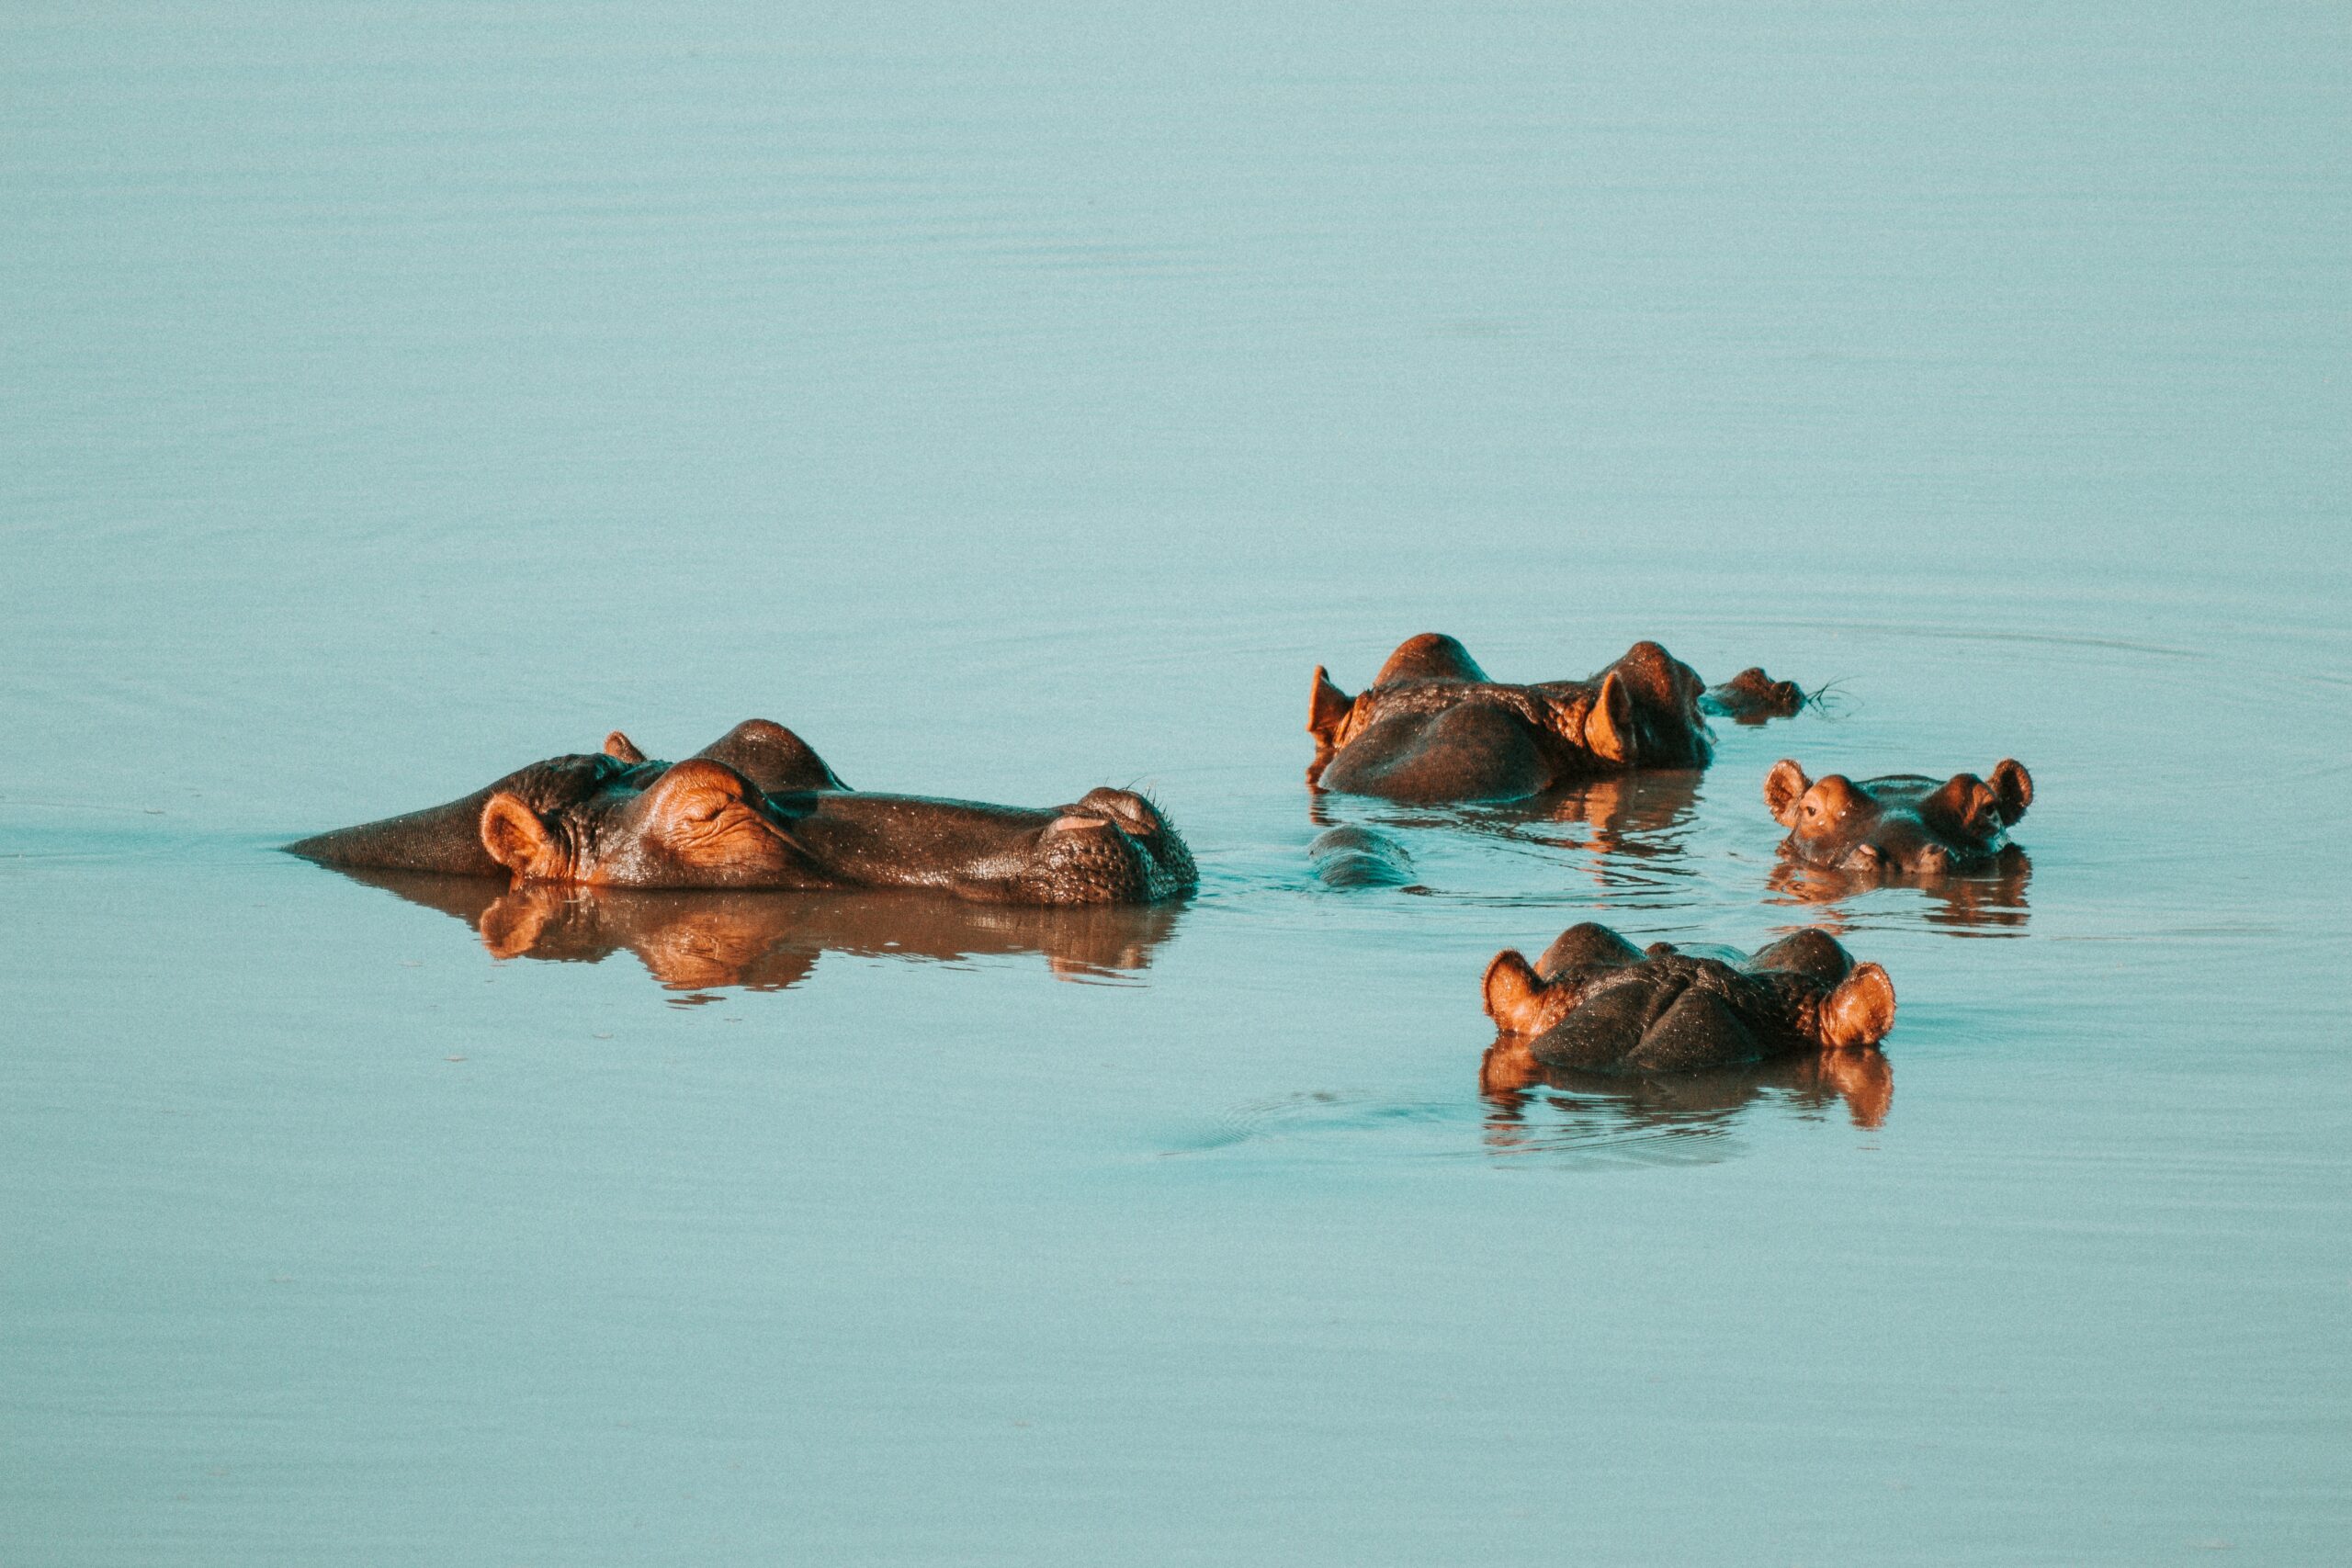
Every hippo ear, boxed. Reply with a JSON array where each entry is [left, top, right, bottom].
[[480, 792, 564, 883], [1585, 671, 1634, 764], [1818, 962, 1896, 1048], [1764, 760, 1811, 827], [603, 731, 648, 764], [1992, 759, 2032, 823], [1307, 667, 1355, 747], [1927, 773, 2001, 836], [1483, 950, 1560, 1034]]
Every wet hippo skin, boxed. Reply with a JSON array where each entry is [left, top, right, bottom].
[[1480, 921, 1896, 1077], [288, 720, 1196, 906], [1306, 825, 1418, 889], [1766, 757, 2032, 874], [1306, 633, 1801, 803]]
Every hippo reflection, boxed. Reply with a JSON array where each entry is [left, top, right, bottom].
[[1306, 633, 1801, 803], [1482, 922, 1896, 1075], [1481, 1047, 1894, 1144], [1767, 757, 2032, 875], [1304, 771, 1703, 899], [288, 721, 1195, 906], [339, 868, 1180, 990], [1767, 855, 2033, 932]]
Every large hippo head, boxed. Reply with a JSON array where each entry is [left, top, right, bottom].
[[1765, 758, 2032, 874], [1306, 634, 1796, 803], [476, 755, 824, 888], [288, 721, 1196, 906], [1480, 922, 1896, 1077]]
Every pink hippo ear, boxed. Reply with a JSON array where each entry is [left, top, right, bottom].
[[1764, 759, 1812, 827], [1927, 773, 2002, 836], [1585, 671, 1634, 764], [1992, 759, 2033, 824], [1307, 666, 1355, 748], [480, 792, 565, 885], [603, 731, 648, 764], [1818, 962, 1897, 1048], [1483, 950, 1565, 1034]]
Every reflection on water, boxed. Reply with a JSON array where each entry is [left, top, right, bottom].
[[1460, 772, 1704, 861], [1315, 770, 1701, 852], [6, 0, 2346, 1554], [1308, 772, 1706, 902], [1167, 1041, 1889, 1171], [1481, 1035, 1893, 1141], [1766, 852, 2033, 934], [337, 868, 1181, 991]]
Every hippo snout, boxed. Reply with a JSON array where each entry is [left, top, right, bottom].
[[1072, 787, 1164, 838]]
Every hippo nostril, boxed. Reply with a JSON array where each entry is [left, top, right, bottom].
[[1915, 845, 1955, 874], [1076, 788, 1159, 836], [1047, 815, 1117, 836]]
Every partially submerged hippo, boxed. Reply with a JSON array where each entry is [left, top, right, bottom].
[[1480, 922, 1895, 1077], [1307, 633, 1800, 803], [1306, 825, 1419, 889], [288, 721, 1195, 906], [1702, 666, 1806, 724], [1766, 758, 2032, 874]]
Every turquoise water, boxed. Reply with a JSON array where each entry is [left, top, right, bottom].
[[5, 5, 2347, 1562]]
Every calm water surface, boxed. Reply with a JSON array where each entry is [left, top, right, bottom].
[[5, 5, 2348, 1563]]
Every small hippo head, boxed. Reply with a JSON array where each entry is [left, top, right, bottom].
[[1577, 641, 1713, 771], [480, 757, 815, 888], [1766, 758, 2033, 874], [1007, 787, 1198, 905], [1702, 666, 1806, 725], [1483, 923, 1897, 1067]]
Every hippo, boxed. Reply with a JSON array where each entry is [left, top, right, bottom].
[[337, 869, 1181, 990], [1479, 921, 1896, 1077], [1766, 757, 2032, 874], [287, 721, 1196, 906], [1702, 666, 1806, 724], [1306, 633, 1801, 803], [1306, 825, 1419, 889]]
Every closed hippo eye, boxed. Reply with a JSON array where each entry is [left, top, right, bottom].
[[636, 759, 792, 873]]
